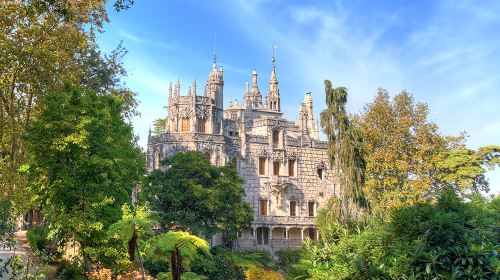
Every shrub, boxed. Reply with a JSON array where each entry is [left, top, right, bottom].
[[245, 266, 284, 280], [56, 260, 86, 280], [26, 226, 49, 253]]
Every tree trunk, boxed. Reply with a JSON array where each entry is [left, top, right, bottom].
[[128, 230, 137, 261], [171, 247, 181, 280]]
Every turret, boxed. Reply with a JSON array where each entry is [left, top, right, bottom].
[[266, 47, 280, 111], [207, 59, 224, 133]]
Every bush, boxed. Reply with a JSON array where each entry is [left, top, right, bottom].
[[245, 266, 284, 280], [56, 260, 86, 280], [26, 226, 49, 253], [297, 191, 500, 279]]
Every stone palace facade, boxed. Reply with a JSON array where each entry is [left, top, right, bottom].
[[147, 56, 338, 253]]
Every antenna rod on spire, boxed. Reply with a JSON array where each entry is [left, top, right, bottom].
[[213, 31, 217, 64], [272, 44, 277, 70]]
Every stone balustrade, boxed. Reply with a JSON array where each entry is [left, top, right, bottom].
[[254, 215, 316, 226]]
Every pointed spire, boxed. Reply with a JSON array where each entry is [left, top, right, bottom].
[[168, 81, 172, 99], [245, 81, 249, 96], [203, 84, 207, 96], [252, 69, 258, 86], [193, 77, 197, 95], [188, 86, 192, 96], [148, 125, 152, 137]]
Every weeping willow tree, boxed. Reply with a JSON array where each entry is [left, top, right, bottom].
[[320, 80, 367, 211]]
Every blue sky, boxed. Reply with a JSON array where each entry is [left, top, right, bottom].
[[97, 0, 500, 194]]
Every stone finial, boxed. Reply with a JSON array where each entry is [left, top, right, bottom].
[[229, 100, 233, 108], [234, 100, 239, 108], [252, 69, 258, 86], [168, 81, 172, 99]]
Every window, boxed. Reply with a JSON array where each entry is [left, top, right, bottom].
[[198, 118, 206, 133], [272, 130, 279, 144], [182, 117, 190, 132], [290, 200, 297, 217], [283, 229, 287, 239], [308, 228, 315, 240], [317, 168, 323, 180], [308, 201, 315, 217], [273, 161, 280, 175], [154, 150, 160, 170], [257, 227, 269, 245], [260, 199, 268, 216], [259, 158, 266, 175], [288, 159, 295, 176], [231, 157, 237, 167]]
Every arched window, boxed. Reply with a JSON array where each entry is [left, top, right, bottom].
[[182, 117, 190, 132], [154, 150, 160, 170]]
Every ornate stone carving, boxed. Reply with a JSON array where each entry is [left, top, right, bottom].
[[196, 105, 209, 119], [316, 161, 327, 170], [179, 106, 193, 118]]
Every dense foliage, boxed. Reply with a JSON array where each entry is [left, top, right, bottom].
[[25, 84, 145, 268], [291, 191, 500, 279], [144, 151, 253, 239]]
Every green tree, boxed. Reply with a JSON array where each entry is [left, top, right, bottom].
[[109, 204, 154, 262], [0, 0, 136, 211], [152, 118, 166, 135], [432, 146, 500, 195], [146, 231, 211, 280], [143, 151, 253, 239], [320, 80, 366, 205], [24, 84, 144, 269]]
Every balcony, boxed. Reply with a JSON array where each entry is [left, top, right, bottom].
[[269, 175, 290, 185], [254, 215, 316, 226]]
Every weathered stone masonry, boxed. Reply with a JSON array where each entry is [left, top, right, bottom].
[[147, 56, 339, 253]]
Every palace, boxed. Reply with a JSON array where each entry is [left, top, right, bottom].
[[146, 55, 339, 253]]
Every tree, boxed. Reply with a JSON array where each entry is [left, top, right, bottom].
[[143, 151, 253, 239], [0, 0, 136, 211], [152, 118, 166, 135], [320, 80, 367, 207], [355, 90, 460, 211], [24, 84, 144, 269], [108, 205, 154, 262], [146, 231, 211, 280]]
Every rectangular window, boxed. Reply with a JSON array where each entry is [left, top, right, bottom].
[[273, 161, 280, 175], [260, 199, 268, 216], [290, 200, 297, 217], [308, 201, 315, 217], [198, 119, 206, 133], [308, 228, 316, 240], [288, 159, 295, 176], [182, 117, 190, 132], [259, 158, 266, 175], [272, 130, 280, 144]]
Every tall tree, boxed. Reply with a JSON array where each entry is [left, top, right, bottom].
[[0, 0, 136, 210], [143, 151, 253, 239], [24, 84, 144, 268], [355, 89, 462, 211], [320, 80, 366, 205]]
